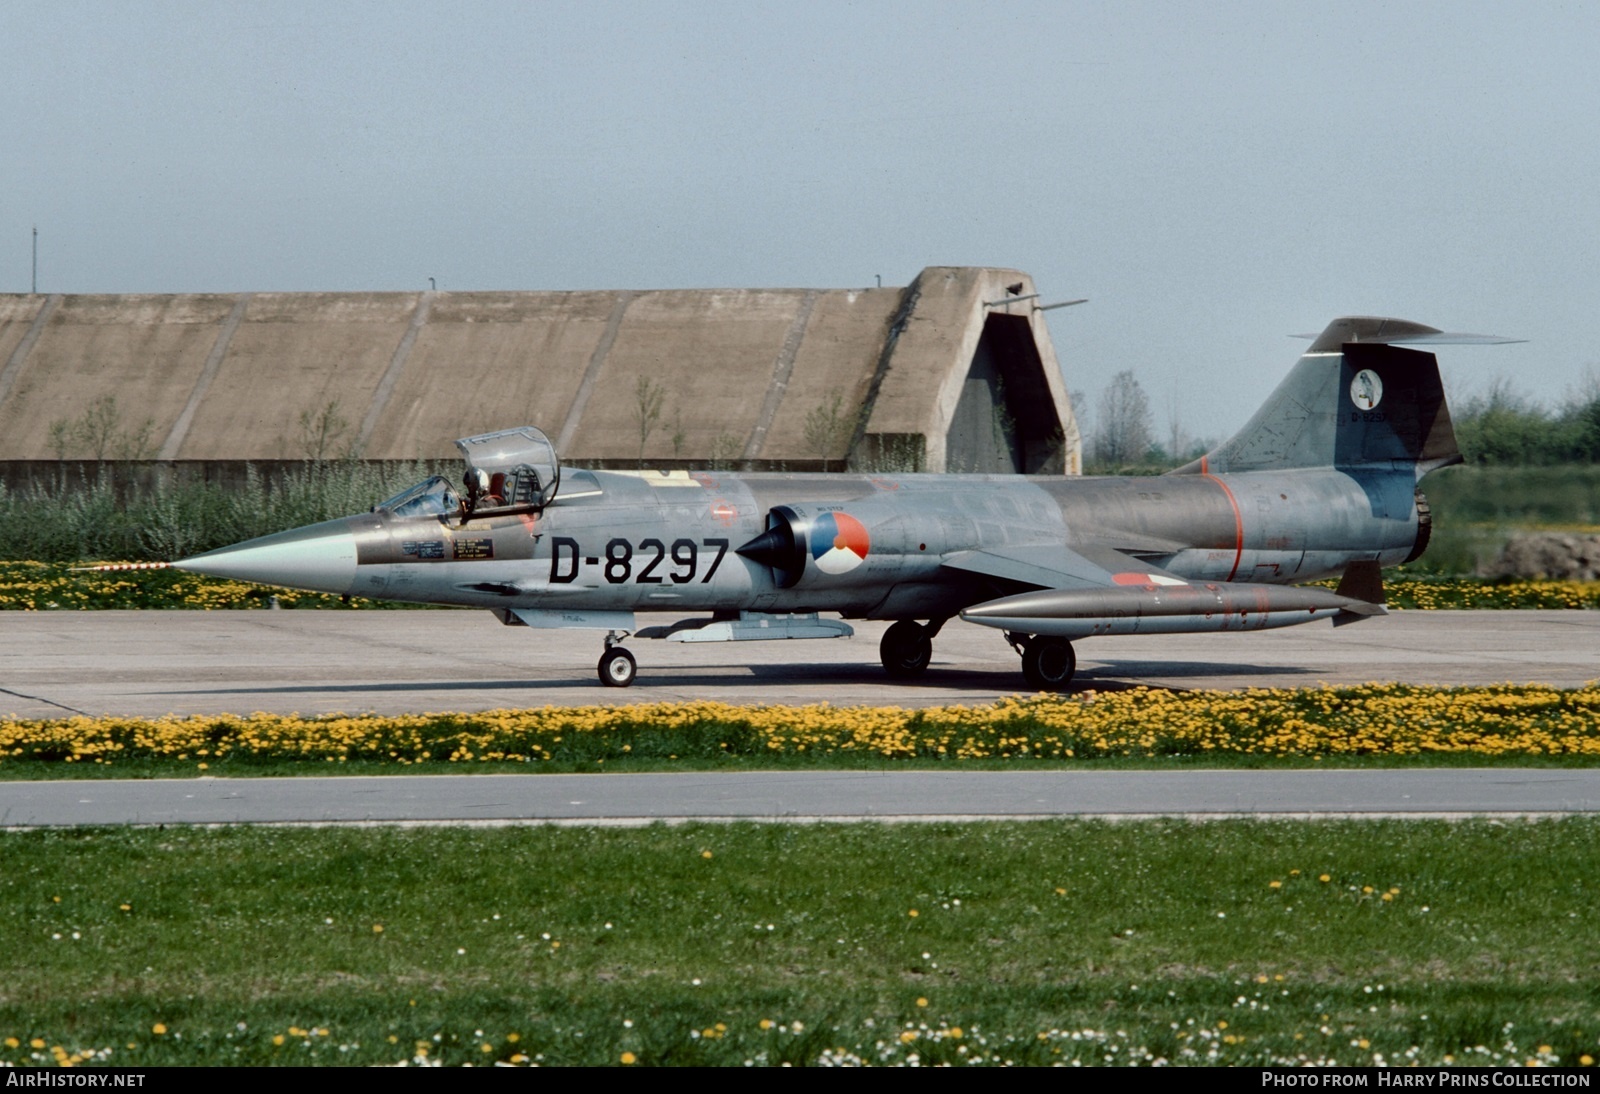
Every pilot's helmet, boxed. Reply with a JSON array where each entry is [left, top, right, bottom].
[[465, 467, 491, 495]]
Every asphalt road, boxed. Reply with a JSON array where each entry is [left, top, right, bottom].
[[1, 609, 1596, 720], [7, 769, 1600, 827]]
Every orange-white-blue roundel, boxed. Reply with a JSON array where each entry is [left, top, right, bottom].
[[810, 512, 871, 574]]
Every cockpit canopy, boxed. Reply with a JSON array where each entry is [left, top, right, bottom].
[[454, 426, 561, 511], [376, 476, 459, 518]]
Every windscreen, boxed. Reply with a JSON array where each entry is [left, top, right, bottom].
[[376, 476, 460, 518]]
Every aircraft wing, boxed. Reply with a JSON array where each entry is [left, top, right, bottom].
[[948, 544, 1383, 639], [941, 543, 1191, 591]]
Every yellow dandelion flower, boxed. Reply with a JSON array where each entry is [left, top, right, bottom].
[[701, 850, 713, 859], [620, 1051, 637, 1065], [151, 1023, 167, 1035], [916, 997, 928, 1008]]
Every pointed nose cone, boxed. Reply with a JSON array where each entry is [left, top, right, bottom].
[[174, 517, 359, 596]]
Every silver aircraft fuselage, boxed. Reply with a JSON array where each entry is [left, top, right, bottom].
[[175, 315, 1513, 689], [186, 465, 1418, 626]]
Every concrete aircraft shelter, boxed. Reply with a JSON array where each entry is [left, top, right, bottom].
[[0, 266, 1081, 475]]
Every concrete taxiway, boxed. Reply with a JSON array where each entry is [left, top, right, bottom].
[[0, 609, 1595, 720], [3, 610, 1595, 827], [7, 770, 1600, 828]]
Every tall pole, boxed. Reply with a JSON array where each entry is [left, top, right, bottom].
[[31, 226, 37, 294]]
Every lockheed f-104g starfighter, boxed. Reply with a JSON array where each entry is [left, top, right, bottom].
[[173, 316, 1516, 689]]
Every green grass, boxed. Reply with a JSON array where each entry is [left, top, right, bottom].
[[3, 820, 1597, 1066], [0, 462, 442, 564], [1417, 464, 1600, 574], [1424, 464, 1600, 527], [0, 560, 402, 610], [7, 685, 1600, 780]]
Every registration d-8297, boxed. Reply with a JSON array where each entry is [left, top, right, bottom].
[[547, 536, 729, 585]]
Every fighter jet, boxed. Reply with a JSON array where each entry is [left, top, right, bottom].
[[173, 316, 1516, 689]]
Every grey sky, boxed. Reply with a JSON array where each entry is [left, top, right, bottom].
[[4, 1, 1593, 439]]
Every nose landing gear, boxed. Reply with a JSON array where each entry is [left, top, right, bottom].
[[598, 631, 637, 688]]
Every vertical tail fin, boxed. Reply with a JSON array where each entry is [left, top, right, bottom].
[[1173, 317, 1519, 479]]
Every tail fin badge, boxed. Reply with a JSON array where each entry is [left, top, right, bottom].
[[1350, 370, 1383, 410]]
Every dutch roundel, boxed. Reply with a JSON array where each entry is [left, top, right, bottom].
[[810, 512, 871, 575]]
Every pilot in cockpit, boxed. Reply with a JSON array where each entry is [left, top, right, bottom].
[[463, 468, 512, 514], [463, 467, 489, 514]]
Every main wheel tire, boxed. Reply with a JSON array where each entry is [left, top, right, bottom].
[[598, 646, 637, 688], [1021, 637, 1076, 691], [880, 620, 933, 679]]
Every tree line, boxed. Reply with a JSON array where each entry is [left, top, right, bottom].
[[1081, 371, 1600, 472], [1451, 378, 1600, 465]]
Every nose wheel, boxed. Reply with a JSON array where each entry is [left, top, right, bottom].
[[597, 630, 637, 688], [1014, 635, 1076, 691], [598, 646, 637, 687]]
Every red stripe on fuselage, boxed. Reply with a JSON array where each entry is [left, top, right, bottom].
[[1199, 455, 1244, 581]]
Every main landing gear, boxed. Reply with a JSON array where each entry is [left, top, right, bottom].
[[598, 631, 637, 688], [1008, 632, 1076, 691], [878, 618, 947, 679], [878, 620, 1077, 691]]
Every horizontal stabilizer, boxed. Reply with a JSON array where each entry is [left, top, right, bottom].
[[1295, 317, 1524, 352]]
